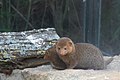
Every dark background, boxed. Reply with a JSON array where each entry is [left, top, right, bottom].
[[0, 0, 120, 56]]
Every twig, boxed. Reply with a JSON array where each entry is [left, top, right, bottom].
[[25, 0, 32, 30], [9, 3, 34, 29], [41, 0, 47, 28]]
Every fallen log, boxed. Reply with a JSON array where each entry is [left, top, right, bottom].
[[0, 28, 59, 74]]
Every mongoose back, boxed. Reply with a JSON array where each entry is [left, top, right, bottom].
[[55, 37, 112, 70], [44, 46, 66, 70]]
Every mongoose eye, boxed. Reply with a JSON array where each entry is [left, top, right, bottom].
[[64, 48, 67, 50], [58, 47, 60, 50]]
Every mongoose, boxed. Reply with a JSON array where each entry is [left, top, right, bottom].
[[55, 37, 113, 70], [44, 46, 66, 70]]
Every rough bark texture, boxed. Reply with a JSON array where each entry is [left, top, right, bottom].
[[0, 28, 59, 71]]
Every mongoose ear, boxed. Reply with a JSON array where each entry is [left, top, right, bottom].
[[68, 41, 73, 46], [54, 41, 58, 47], [44, 51, 48, 59], [45, 50, 49, 54]]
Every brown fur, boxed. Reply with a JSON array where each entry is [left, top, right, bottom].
[[44, 46, 66, 70], [55, 37, 112, 70]]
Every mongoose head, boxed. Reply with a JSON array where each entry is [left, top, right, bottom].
[[55, 37, 75, 56], [44, 46, 67, 70], [44, 47, 55, 61], [44, 50, 50, 60]]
